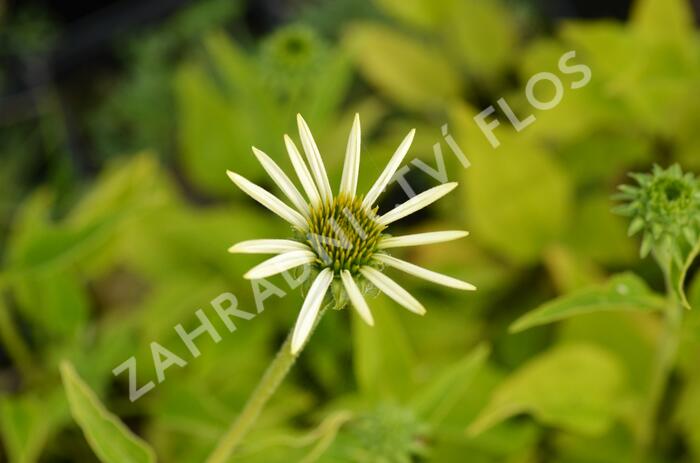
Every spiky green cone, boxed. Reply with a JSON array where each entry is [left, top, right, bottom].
[[614, 164, 700, 266]]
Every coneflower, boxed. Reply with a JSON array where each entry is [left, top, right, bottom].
[[207, 115, 475, 463], [227, 114, 475, 353]]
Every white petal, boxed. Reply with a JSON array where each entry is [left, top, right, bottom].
[[374, 254, 476, 291], [284, 135, 321, 206], [297, 114, 333, 202], [227, 171, 307, 230], [378, 182, 457, 226], [339, 113, 361, 197], [252, 147, 310, 218], [291, 268, 333, 354], [360, 266, 426, 315], [379, 231, 469, 249], [229, 239, 310, 254], [340, 270, 374, 326], [362, 129, 415, 209], [244, 250, 316, 280]]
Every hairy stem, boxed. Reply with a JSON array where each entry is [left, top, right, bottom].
[[206, 306, 329, 463], [635, 263, 683, 462]]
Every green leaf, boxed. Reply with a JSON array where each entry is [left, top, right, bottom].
[[14, 270, 89, 339], [518, 31, 636, 142], [0, 392, 65, 463], [439, 0, 518, 81], [175, 61, 261, 195], [6, 220, 108, 277], [631, 0, 695, 44], [554, 427, 636, 463], [558, 22, 638, 89], [60, 322, 139, 394], [352, 299, 415, 401], [456, 116, 573, 263], [468, 344, 624, 436], [558, 312, 657, 398], [204, 31, 278, 122], [60, 361, 157, 463], [203, 31, 285, 150], [559, 134, 653, 187], [0, 296, 35, 379], [68, 153, 172, 228], [342, 22, 461, 111], [511, 273, 666, 333], [372, 0, 439, 30], [303, 52, 354, 129], [543, 246, 603, 294], [5, 189, 53, 240], [3, 156, 167, 280], [606, 0, 700, 138], [410, 344, 489, 426]]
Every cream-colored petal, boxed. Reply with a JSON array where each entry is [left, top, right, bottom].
[[339, 113, 361, 197], [284, 134, 322, 206], [297, 114, 333, 202], [379, 231, 469, 249], [227, 170, 307, 230], [360, 266, 426, 315], [244, 250, 316, 280], [291, 268, 333, 354], [228, 239, 310, 254], [340, 270, 374, 326], [378, 182, 457, 226], [252, 147, 310, 218], [374, 254, 476, 291], [362, 129, 415, 209]]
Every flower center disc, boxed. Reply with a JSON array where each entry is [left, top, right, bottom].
[[650, 177, 695, 221], [304, 195, 386, 274]]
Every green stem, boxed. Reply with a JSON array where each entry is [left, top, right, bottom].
[[634, 262, 683, 462], [206, 306, 329, 463], [0, 295, 36, 381]]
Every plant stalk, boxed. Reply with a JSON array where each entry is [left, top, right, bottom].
[[206, 306, 329, 463], [634, 262, 684, 462]]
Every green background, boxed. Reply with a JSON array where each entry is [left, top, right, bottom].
[[1, 0, 700, 461]]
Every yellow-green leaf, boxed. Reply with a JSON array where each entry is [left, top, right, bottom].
[[352, 299, 415, 401], [175, 61, 260, 196], [372, 0, 439, 30], [631, 0, 695, 44], [14, 271, 89, 339], [60, 362, 156, 463], [0, 393, 64, 463], [439, 0, 518, 80], [342, 22, 461, 111], [461, 134, 573, 264], [511, 273, 666, 333], [469, 344, 624, 436], [410, 344, 489, 426]]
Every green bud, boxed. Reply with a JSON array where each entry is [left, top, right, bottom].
[[615, 164, 700, 260]]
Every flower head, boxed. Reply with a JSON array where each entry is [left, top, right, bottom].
[[228, 114, 475, 353], [261, 24, 322, 74], [260, 25, 326, 98], [615, 164, 700, 262]]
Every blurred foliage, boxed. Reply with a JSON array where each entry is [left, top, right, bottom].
[[0, 0, 700, 462], [88, 0, 244, 161]]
